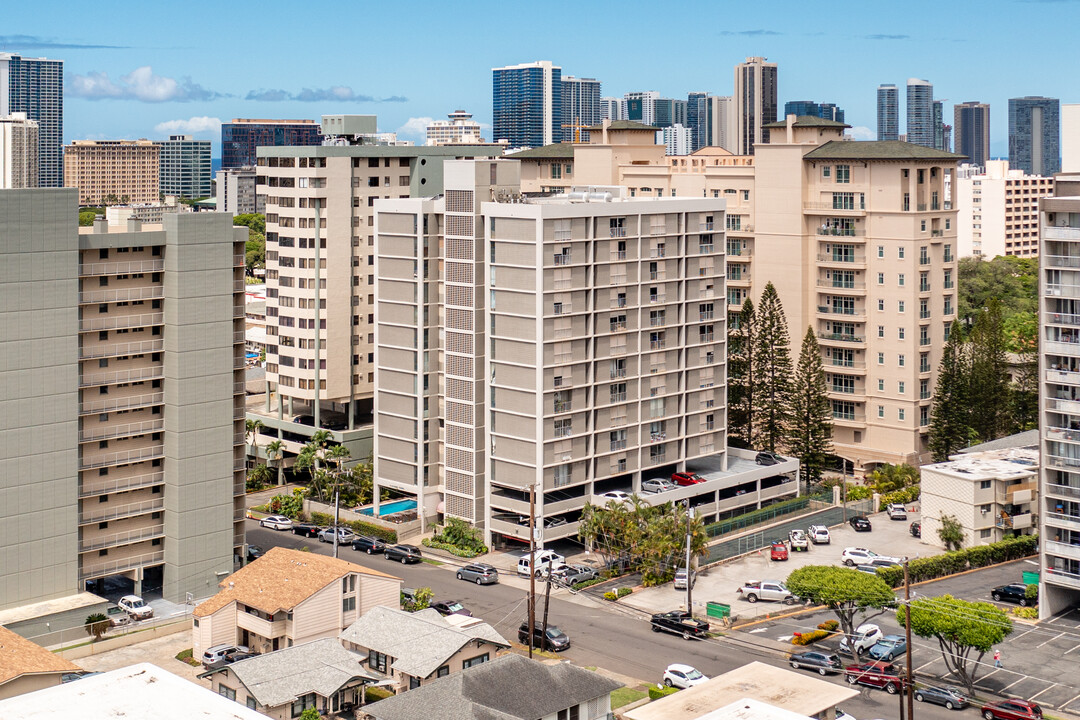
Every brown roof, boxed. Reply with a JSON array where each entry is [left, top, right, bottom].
[[583, 120, 659, 132], [803, 140, 966, 161], [0, 626, 80, 686], [194, 547, 400, 617]]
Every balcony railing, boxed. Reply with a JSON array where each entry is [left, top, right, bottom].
[[931, 230, 944, 237], [80, 366, 163, 388], [816, 279, 865, 290], [1047, 483, 1080, 500], [1046, 455, 1080, 471], [79, 392, 164, 415], [80, 498, 165, 525], [79, 259, 164, 276], [79, 286, 164, 304], [80, 339, 164, 360], [1048, 426, 1080, 442], [650, 316, 667, 327], [79, 524, 165, 552], [553, 401, 572, 413], [700, 222, 715, 231], [816, 254, 865, 263], [818, 333, 864, 343], [611, 250, 627, 260], [610, 392, 627, 403], [650, 340, 667, 350], [80, 312, 164, 332], [1045, 567, 1080, 590], [1046, 284, 1080, 298], [610, 440, 628, 451], [815, 227, 862, 236], [79, 551, 165, 581], [609, 227, 627, 238], [79, 445, 164, 471], [80, 418, 163, 443], [699, 244, 714, 254], [649, 453, 667, 465], [79, 471, 164, 498], [1045, 226, 1080, 240], [1047, 313, 1080, 328]]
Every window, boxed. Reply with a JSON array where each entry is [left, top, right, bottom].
[[980, 529, 992, 539], [342, 596, 356, 612], [898, 354, 906, 367], [980, 480, 993, 490], [877, 326, 885, 338], [920, 220, 927, 231], [878, 299, 885, 311], [878, 405, 885, 418], [898, 247, 905, 259], [898, 327, 905, 340], [823, 166, 831, 178], [246, 698, 257, 710], [898, 381, 906, 394], [554, 464, 571, 487], [877, 246, 884, 258], [369, 651, 389, 674], [898, 301, 905, 313], [898, 273, 905, 287], [462, 653, 489, 669], [436, 666, 450, 678], [878, 379, 885, 391], [878, 352, 885, 365], [877, 272, 884, 285], [898, 408, 905, 420], [835, 165, 850, 183], [218, 685, 236, 702]]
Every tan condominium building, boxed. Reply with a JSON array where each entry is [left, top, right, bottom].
[[63, 139, 160, 205], [250, 120, 502, 469], [0, 113, 38, 188], [375, 159, 730, 543], [511, 117, 962, 472], [955, 160, 1053, 258], [0, 189, 246, 633]]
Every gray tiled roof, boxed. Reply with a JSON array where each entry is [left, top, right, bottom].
[[959, 429, 1039, 453], [339, 606, 509, 679], [366, 653, 622, 720], [803, 140, 965, 161], [228, 638, 378, 708]]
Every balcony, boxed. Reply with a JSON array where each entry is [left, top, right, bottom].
[[995, 512, 1032, 530], [818, 332, 865, 344], [611, 250, 627, 261], [1045, 567, 1080, 590], [1045, 340, 1080, 357], [79, 392, 164, 415], [1046, 312, 1080, 328], [79, 259, 164, 276], [649, 316, 666, 327], [609, 227, 627, 238], [698, 244, 714, 254], [1046, 483, 1080, 500], [931, 230, 944, 237], [79, 445, 164, 471], [1045, 255, 1080, 269], [804, 202, 864, 215], [650, 340, 667, 350], [80, 418, 164, 443], [1047, 454, 1080, 472], [80, 366, 163, 388], [817, 306, 865, 320], [1044, 226, 1080, 240], [814, 227, 863, 237], [80, 339, 164, 360], [234, 253, 246, 267], [79, 286, 164, 304], [80, 313, 163, 333], [553, 401, 572, 414], [80, 471, 164, 498], [648, 453, 667, 465], [816, 279, 865, 291], [829, 359, 866, 370], [832, 412, 866, 424], [237, 610, 286, 639], [816, 253, 865, 265], [79, 551, 165, 582], [1048, 426, 1080, 443], [1046, 398, 1080, 415], [79, 524, 165, 552], [610, 392, 627, 403], [80, 498, 165, 525], [1045, 284, 1080, 298], [700, 222, 715, 231], [1046, 540, 1080, 562], [1046, 511, 1080, 532]]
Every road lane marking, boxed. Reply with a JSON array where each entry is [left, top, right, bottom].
[[1037, 631, 1065, 648], [1029, 684, 1058, 702]]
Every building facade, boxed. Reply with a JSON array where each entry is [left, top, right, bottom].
[[733, 57, 778, 155], [159, 134, 212, 199], [954, 102, 990, 170], [687, 93, 733, 153], [492, 61, 561, 148], [877, 84, 899, 141], [425, 111, 484, 146], [0, 113, 38, 188], [0, 190, 246, 614], [0, 53, 63, 187], [660, 125, 693, 156], [1063, 104, 1080, 173], [561, 77, 601, 142], [216, 166, 263, 216], [906, 79, 934, 148], [63, 140, 161, 205], [1010, 96, 1061, 177], [784, 101, 845, 124], [955, 160, 1052, 258], [221, 119, 321, 170], [600, 97, 624, 122]]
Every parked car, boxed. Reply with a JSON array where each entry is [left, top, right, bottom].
[[118, 595, 153, 620], [599, 490, 632, 503], [914, 685, 968, 710], [663, 663, 709, 689], [992, 583, 1035, 606], [788, 529, 810, 551], [649, 611, 710, 640], [430, 600, 472, 617], [202, 643, 249, 669], [517, 549, 565, 577], [887, 503, 908, 520], [868, 634, 907, 661], [844, 660, 908, 694], [981, 699, 1043, 719], [839, 623, 884, 656], [246, 545, 264, 562], [259, 514, 293, 531], [756, 450, 783, 466], [291, 522, 323, 538], [457, 563, 499, 585], [518, 621, 570, 651], [352, 536, 387, 554], [674, 567, 697, 590], [789, 650, 843, 676], [842, 547, 899, 567], [105, 605, 131, 627], [385, 544, 423, 564], [856, 558, 902, 574], [849, 516, 872, 532], [318, 527, 357, 545], [770, 541, 789, 561], [807, 525, 831, 544], [736, 580, 798, 605], [671, 471, 706, 486], [221, 651, 257, 666], [537, 562, 572, 579], [910, 521, 921, 538], [552, 564, 598, 587], [642, 478, 678, 494]]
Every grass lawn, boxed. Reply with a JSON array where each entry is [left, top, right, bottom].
[[610, 686, 649, 709]]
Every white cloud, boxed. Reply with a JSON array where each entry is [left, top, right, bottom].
[[154, 116, 222, 135], [397, 117, 434, 139], [849, 126, 876, 141], [67, 66, 224, 103]]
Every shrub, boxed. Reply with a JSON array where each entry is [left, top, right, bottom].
[[422, 538, 486, 558], [1013, 606, 1039, 619], [175, 648, 201, 667], [817, 620, 839, 631], [364, 686, 395, 702], [573, 578, 607, 591], [649, 685, 680, 700], [790, 629, 830, 646], [880, 485, 921, 506], [845, 485, 874, 501], [617, 587, 633, 598], [423, 519, 488, 557], [309, 512, 398, 543], [1025, 583, 1039, 603], [604, 591, 618, 601], [874, 535, 1039, 588]]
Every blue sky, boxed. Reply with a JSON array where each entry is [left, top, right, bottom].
[[4, 0, 1078, 157]]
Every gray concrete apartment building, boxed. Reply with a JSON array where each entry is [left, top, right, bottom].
[[0, 189, 246, 633]]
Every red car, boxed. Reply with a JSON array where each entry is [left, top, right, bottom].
[[770, 541, 788, 561], [672, 472, 706, 486], [843, 661, 909, 694], [981, 699, 1043, 720]]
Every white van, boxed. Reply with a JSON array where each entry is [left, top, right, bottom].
[[517, 550, 566, 577]]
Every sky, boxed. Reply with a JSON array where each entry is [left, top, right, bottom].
[[4, 0, 1079, 158]]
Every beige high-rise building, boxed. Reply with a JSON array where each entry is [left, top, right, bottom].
[[426, 111, 485, 145], [512, 116, 962, 471], [0, 189, 246, 638], [63, 139, 160, 205], [955, 160, 1053, 258], [733, 57, 778, 155], [0, 113, 38, 188]]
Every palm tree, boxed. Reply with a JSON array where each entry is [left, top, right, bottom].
[[265, 440, 285, 486], [245, 419, 265, 462], [85, 613, 110, 641], [294, 430, 333, 501], [247, 463, 273, 491]]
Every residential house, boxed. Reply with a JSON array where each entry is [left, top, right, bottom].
[[0, 626, 80, 700], [339, 605, 509, 692], [362, 652, 621, 720], [192, 547, 401, 658]]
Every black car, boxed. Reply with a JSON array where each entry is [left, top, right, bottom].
[[385, 544, 423, 564], [756, 451, 783, 466], [649, 611, 710, 640], [910, 521, 921, 538], [789, 650, 843, 676], [246, 545, 264, 562], [291, 523, 324, 538], [352, 536, 387, 554], [849, 516, 872, 532], [914, 685, 968, 710], [518, 621, 570, 651], [992, 582, 1035, 606], [223, 650, 257, 666]]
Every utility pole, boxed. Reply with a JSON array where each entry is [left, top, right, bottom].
[[528, 485, 536, 659], [332, 487, 340, 559], [841, 460, 848, 524], [685, 502, 694, 616], [541, 556, 553, 645], [904, 559, 915, 720]]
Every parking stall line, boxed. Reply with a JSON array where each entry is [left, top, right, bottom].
[[1000, 676, 1028, 692], [916, 659, 939, 672], [1063, 692, 1080, 710], [1028, 684, 1058, 703], [1037, 631, 1065, 649], [1013, 628, 1038, 642], [1066, 643, 1080, 655]]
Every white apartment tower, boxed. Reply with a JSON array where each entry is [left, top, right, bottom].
[[956, 160, 1053, 258], [0, 112, 38, 188]]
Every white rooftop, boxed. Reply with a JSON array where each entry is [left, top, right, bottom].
[[696, 698, 816, 720], [0, 663, 267, 720], [924, 446, 1039, 481]]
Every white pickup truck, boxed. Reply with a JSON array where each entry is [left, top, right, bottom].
[[736, 580, 799, 605]]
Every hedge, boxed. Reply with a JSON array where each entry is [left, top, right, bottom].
[[649, 685, 680, 700], [875, 535, 1038, 587], [309, 511, 398, 544], [881, 485, 921, 506], [572, 577, 607, 591], [421, 538, 486, 558], [617, 587, 633, 598], [791, 629, 831, 646], [817, 620, 839, 631], [604, 591, 618, 601]]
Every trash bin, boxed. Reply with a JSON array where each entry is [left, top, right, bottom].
[[706, 602, 730, 619]]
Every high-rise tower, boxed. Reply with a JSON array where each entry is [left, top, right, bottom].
[[877, 85, 899, 141], [906, 79, 934, 148], [733, 57, 778, 155], [954, 102, 990, 169], [492, 61, 562, 148], [0, 53, 63, 187], [1010, 96, 1061, 176]]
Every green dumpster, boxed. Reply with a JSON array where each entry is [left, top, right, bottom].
[[1023, 571, 1040, 585], [706, 602, 730, 619]]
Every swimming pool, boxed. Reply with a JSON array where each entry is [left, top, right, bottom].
[[246, 351, 259, 359], [359, 499, 417, 516]]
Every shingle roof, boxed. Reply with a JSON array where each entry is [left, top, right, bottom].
[[763, 116, 851, 129], [584, 120, 659, 132], [802, 140, 966, 161], [227, 638, 377, 708], [0, 626, 80, 686], [193, 547, 399, 617], [366, 653, 622, 720], [339, 606, 509, 679], [505, 143, 576, 160], [959, 429, 1039, 453]]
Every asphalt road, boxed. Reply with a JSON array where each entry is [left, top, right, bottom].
[[246, 522, 980, 720]]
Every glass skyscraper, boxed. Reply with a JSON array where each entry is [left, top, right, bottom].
[[954, 101, 990, 169], [784, 100, 845, 124], [492, 61, 562, 148], [561, 76, 601, 142], [877, 84, 899, 141], [0, 53, 64, 187], [1010, 96, 1061, 176], [160, 135, 212, 199], [906, 79, 935, 148], [220, 119, 321, 170]]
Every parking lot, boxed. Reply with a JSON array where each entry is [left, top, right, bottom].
[[620, 507, 927, 622]]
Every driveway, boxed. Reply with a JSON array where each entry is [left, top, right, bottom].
[[74, 630, 206, 685]]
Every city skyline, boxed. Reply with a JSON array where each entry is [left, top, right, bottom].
[[3, 0, 1078, 157]]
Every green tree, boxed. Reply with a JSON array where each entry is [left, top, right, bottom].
[[85, 612, 110, 641], [785, 566, 896, 661], [294, 430, 334, 501], [867, 463, 920, 494], [299, 707, 321, 720], [234, 213, 266, 271], [246, 463, 273, 491], [245, 419, 265, 460], [787, 327, 832, 484], [102, 193, 119, 206], [78, 210, 97, 226], [937, 514, 965, 551], [897, 595, 1012, 695], [968, 299, 1011, 442], [727, 298, 756, 447], [402, 586, 433, 612], [929, 335, 974, 461], [752, 283, 793, 452], [265, 440, 285, 486], [1009, 312, 1038, 432], [957, 255, 1037, 331]]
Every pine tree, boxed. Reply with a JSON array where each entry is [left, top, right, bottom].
[[788, 327, 833, 483], [928, 334, 974, 461], [968, 299, 1011, 442], [727, 298, 756, 447], [752, 283, 793, 451]]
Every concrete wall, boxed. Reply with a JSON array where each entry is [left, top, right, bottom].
[[0, 672, 65, 701]]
